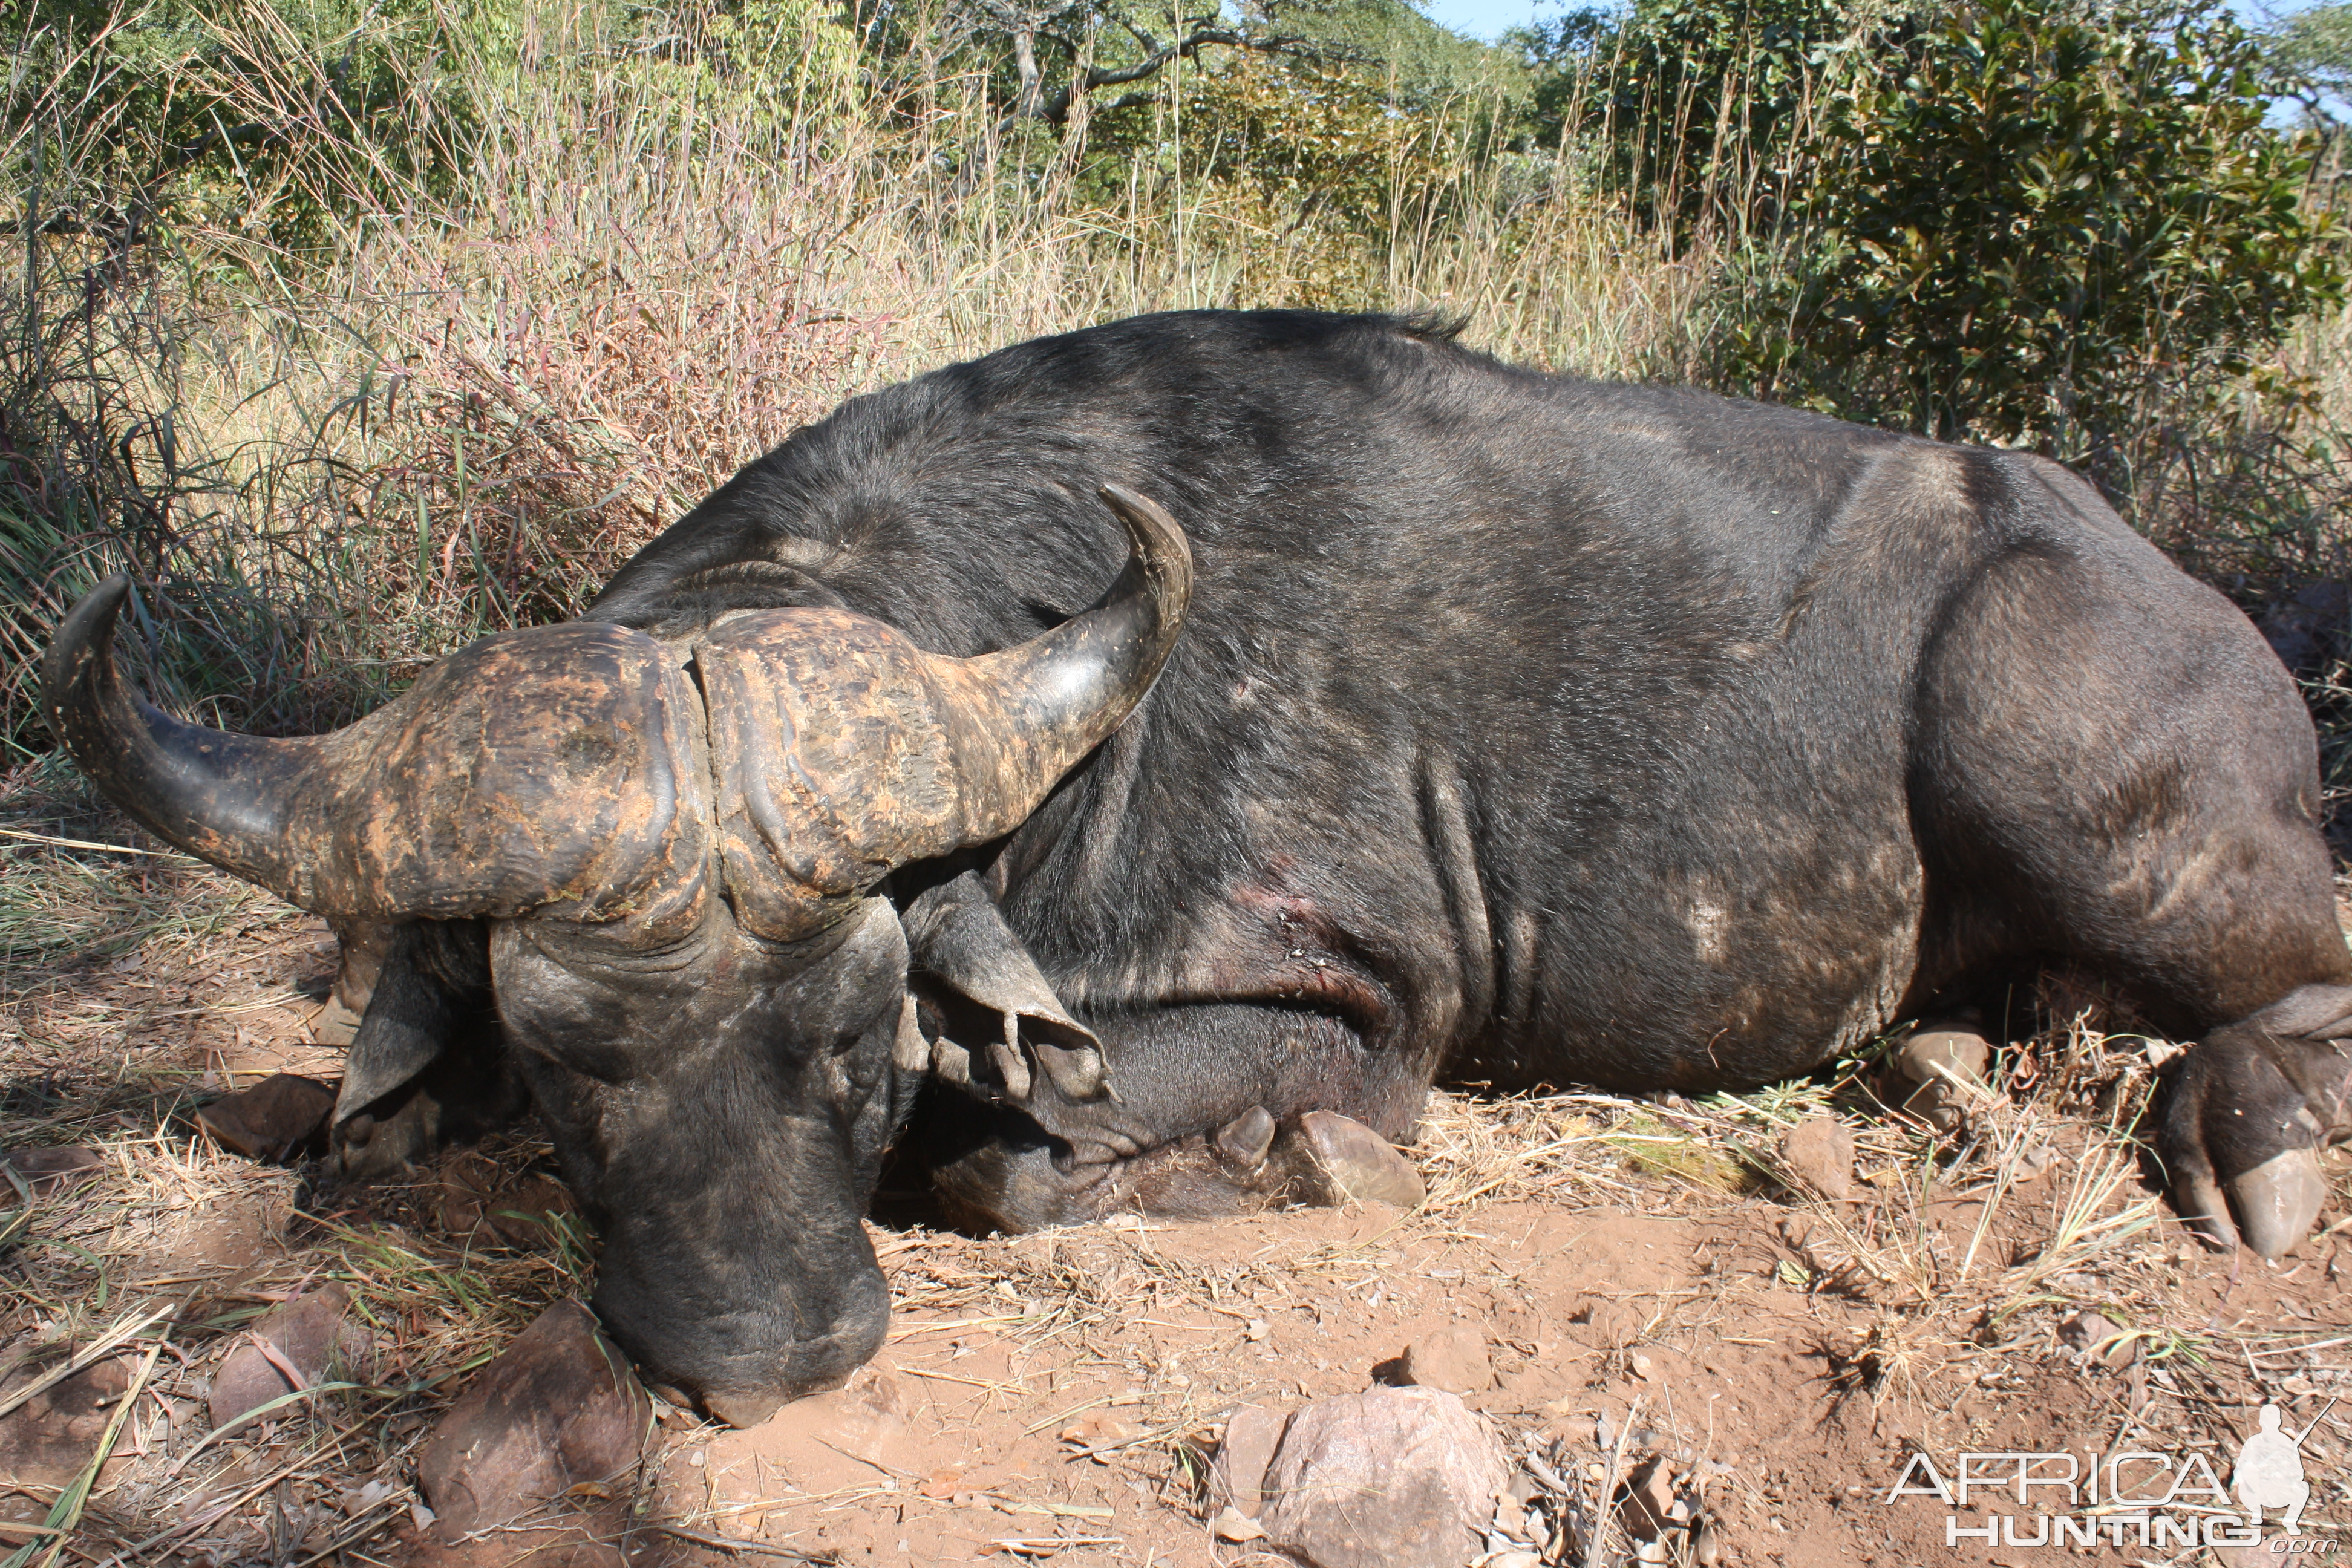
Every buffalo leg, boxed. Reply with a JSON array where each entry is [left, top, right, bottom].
[[924, 1002, 1428, 1231], [1911, 523, 2352, 1255], [2161, 986, 2352, 1255]]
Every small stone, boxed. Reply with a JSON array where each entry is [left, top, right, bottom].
[[2014, 1142, 2062, 1181], [1397, 1325, 1494, 1394], [0, 1355, 133, 1494], [1486, 1555, 1543, 1568], [196, 1074, 335, 1161], [1779, 1116, 1855, 1201], [208, 1284, 361, 1429], [1620, 1457, 1677, 1540], [1211, 1505, 1268, 1542], [768, 1372, 908, 1469], [1894, 1025, 1991, 1132], [414, 1300, 652, 1543], [0, 1148, 106, 1195], [341, 1478, 394, 1515], [2059, 1313, 2108, 1354], [1057, 1413, 1135, 1451], [1257, 1385, 1508, 1568], [1212, 1403, 1289, 1515]]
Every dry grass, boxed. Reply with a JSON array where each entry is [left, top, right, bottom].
[[0, 0, 1732, 762], [0, 802, 2347, 1561]]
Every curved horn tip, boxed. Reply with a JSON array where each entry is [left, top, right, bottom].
[[1095, 484, 1193, 580], [42, 574, 136, 719]]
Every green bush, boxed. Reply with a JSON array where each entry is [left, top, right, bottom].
[[1716, 0, 2344, 455]]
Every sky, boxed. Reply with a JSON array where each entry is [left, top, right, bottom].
[[1420, 0, 1549, 41], [1417, 0, 2288, 45]]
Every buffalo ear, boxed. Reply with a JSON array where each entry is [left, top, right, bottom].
[[329, 920, 522, 1178], [901, 873, 1114, 1108]]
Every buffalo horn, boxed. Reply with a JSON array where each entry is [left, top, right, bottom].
[[41, 578, 330, 899], [696, 485, 1194, 939], [926, 483, 1196, 844], [41, 578, 702, 926]]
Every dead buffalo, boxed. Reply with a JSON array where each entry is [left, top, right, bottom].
[[41, 310, 2352, 1425]]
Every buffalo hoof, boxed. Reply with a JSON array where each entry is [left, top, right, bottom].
[[1281, 1111, 1425, 1209], [1123, 1108, 1423, 1215], [2229, 1148, 2331, 1260], [924, 1100, 1422, 1229], [2160, 984, 2352, 1259]]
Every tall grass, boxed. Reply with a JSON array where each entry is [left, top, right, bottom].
[[4, 0, 2350, 783], [1, 0, 1733, 765]]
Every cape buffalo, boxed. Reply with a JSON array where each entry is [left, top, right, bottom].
[[42, 310, 2352, 1425]]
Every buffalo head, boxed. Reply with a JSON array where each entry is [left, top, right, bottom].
[[42, 486, 1192, 1425]]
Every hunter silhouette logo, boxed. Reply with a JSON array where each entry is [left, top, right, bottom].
[[1883, 1397, 2337, 1550], [2236, 1400, 2334, 1537]]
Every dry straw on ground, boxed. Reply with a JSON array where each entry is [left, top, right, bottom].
[[0, 785, 2345, 1563]]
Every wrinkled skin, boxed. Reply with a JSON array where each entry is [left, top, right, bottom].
[[46, 311, 2352, 1423], [586, 312, 2351, 1253], [45, 487, 1190, 1418]]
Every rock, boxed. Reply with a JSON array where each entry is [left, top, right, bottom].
[[1256, 1385, 1509, 1568], [1057, 1411, 1135, 1454], [209, 1284, 363, 1429], [1212, 1403, 1290, 1514], [196, 1074, 335, 1161], [1619, 1457, 1679, 1540], [2014, 1142, 2062, 1181], [0, 1148, 106, 1195], [1895, 1024, 1991, 1133], [414, 1300, 652, 1543], [1779, 1116, 1855, 1201], [1396, 1325, 1494, 1394], [434, 1155, 577, 1249], [0, 1355, 133, 1496], [2059, 1312, 2134, 1366], [808, 1373, 907, 1468]]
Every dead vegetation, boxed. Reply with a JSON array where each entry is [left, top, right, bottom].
[[0, 768, 2345, 1566]]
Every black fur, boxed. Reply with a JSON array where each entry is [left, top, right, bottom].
[[566, 309, 2351, 1388]]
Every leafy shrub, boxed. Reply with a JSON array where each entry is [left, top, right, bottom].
[[1515, 0, 1844, 237], [1716, 0, 2344, 457]]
